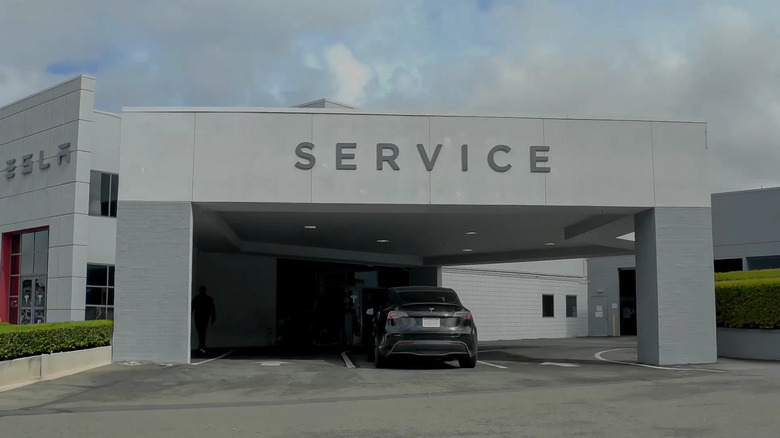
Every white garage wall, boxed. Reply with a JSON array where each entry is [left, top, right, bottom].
[[443, 261, 588, 341], [191, 251, 276, 349]]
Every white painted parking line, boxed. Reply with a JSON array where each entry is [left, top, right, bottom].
[[341, 351, 356, 369], [540, 362, 579, 367], [252, 361, 291, 367], [478, 360, 508, 369], [191, 350, 233, 366], [595, 349, 726, 373]]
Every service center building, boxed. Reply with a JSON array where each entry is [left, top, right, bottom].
[[0, 76, 716, 366]]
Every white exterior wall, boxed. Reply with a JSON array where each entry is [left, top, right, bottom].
[[119, 109, 708, 209], [0, 76, 95, 323], [87, 111, 120, 265], [114, 202, 193, 363], [89, 112, 121, 173], [115, 107, 712, 364], [635, 208, 716, 365], [443, 260, 588, 341]]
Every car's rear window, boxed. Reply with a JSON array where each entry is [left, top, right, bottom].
[[396, 290, 461, 305]]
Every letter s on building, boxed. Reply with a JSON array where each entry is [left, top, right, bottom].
[[295, 142, 316, 170]]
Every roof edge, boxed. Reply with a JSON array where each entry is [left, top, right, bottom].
[[94, 109, 121, 119], [119, 106, 706, 124], [292, 98, 356, 109], [712, 185, 780, 196]]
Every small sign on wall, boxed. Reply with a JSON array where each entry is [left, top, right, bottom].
[[596, 305, 603, 311], [595, 311, 604, 318]]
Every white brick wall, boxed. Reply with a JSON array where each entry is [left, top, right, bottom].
[[114, 201, 193, 364], [635, 207, 716, 365], [443, 264, 588, 341]]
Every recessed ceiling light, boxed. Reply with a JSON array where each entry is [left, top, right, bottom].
[[545, 242, 556, 246], [377, 239, 390, 243], [304, 225, 317, 229], [465, 231, 478, 235], [462, 248, 474, 252]]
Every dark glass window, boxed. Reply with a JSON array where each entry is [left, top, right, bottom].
[[34, 230, 48, 252], [21, 233, 34, 253], [745, 256, 780, 271], [714, 258, 743, 273], [9, 229, 49, 324], [87, 264, 108, 287], [85, 264, 115, 320], [542, 294, 554, 317], [20, 253, 33, 275], [396, 290, 461, 305], [89, 171, 119, 217], [566, 295, 577, 317]]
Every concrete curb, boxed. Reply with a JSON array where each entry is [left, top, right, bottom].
[[0, 346, 112, 392], [717, 328, 780, 361]]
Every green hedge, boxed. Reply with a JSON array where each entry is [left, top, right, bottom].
[[716, 278, 780, 329], [0, 320, 113, 361], [715, 268, 780, 282]]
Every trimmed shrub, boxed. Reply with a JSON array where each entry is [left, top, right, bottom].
[[0, 320, 113, 361], [715, 278, 780, 329], [715, 268, 780, 283]]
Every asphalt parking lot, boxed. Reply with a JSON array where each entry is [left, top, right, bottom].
[[1, 337, 779, 437]]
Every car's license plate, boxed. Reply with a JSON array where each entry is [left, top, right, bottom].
[[422, 318, 440, 328]]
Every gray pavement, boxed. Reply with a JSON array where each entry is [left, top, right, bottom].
[[1, 337, 779, 437]]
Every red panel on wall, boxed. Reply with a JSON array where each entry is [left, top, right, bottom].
[[0, 233, 11, 324]]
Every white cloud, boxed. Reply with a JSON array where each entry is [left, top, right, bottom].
[[0, 68, 51, 105], [303, 53, 323, 71], [322, 44, 373, 105], [2, 0, 780, 192]]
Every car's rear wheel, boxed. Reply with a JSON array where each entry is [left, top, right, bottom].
[[459, 354, 477, 369], [374, 345, 388, 368]]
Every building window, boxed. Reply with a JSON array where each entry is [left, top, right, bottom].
[[89, 171, 119, 217], [542, 294, 554, 317], [9, 229, 49, 324], [745, 255, 780, 271], [86, 264, 115, 320], [566, 295, 577, 317], [714, 258, 743, 273]]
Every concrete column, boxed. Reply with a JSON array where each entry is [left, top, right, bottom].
[[634, 207, 716, 365], [114, 202, 193, 364], [409, 266, 442, 287]]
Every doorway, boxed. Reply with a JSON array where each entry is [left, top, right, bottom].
[[275, 259, 410, 351], [618, 268, 637, 336]]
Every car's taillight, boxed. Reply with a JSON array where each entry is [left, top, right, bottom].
[[387, 311, 409, 320], [455, 311, 473, 320]]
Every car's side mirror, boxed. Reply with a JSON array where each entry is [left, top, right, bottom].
[[366, 309, 374, 316]]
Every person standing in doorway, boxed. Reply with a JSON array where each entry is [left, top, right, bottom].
[[192, 285, 216, 354], [341, 292, 356, 347]]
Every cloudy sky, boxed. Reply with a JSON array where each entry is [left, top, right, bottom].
[[1, 0, 779, 193]]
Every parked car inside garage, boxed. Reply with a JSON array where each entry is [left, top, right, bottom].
[[368, 286, 478, 368]]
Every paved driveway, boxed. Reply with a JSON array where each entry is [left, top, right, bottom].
[[1, 337, 778, 437]]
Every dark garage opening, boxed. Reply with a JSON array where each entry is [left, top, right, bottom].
[[275, 259, 410, 352], [618, 268, 637, 336], [714, 258, 743, 273]]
